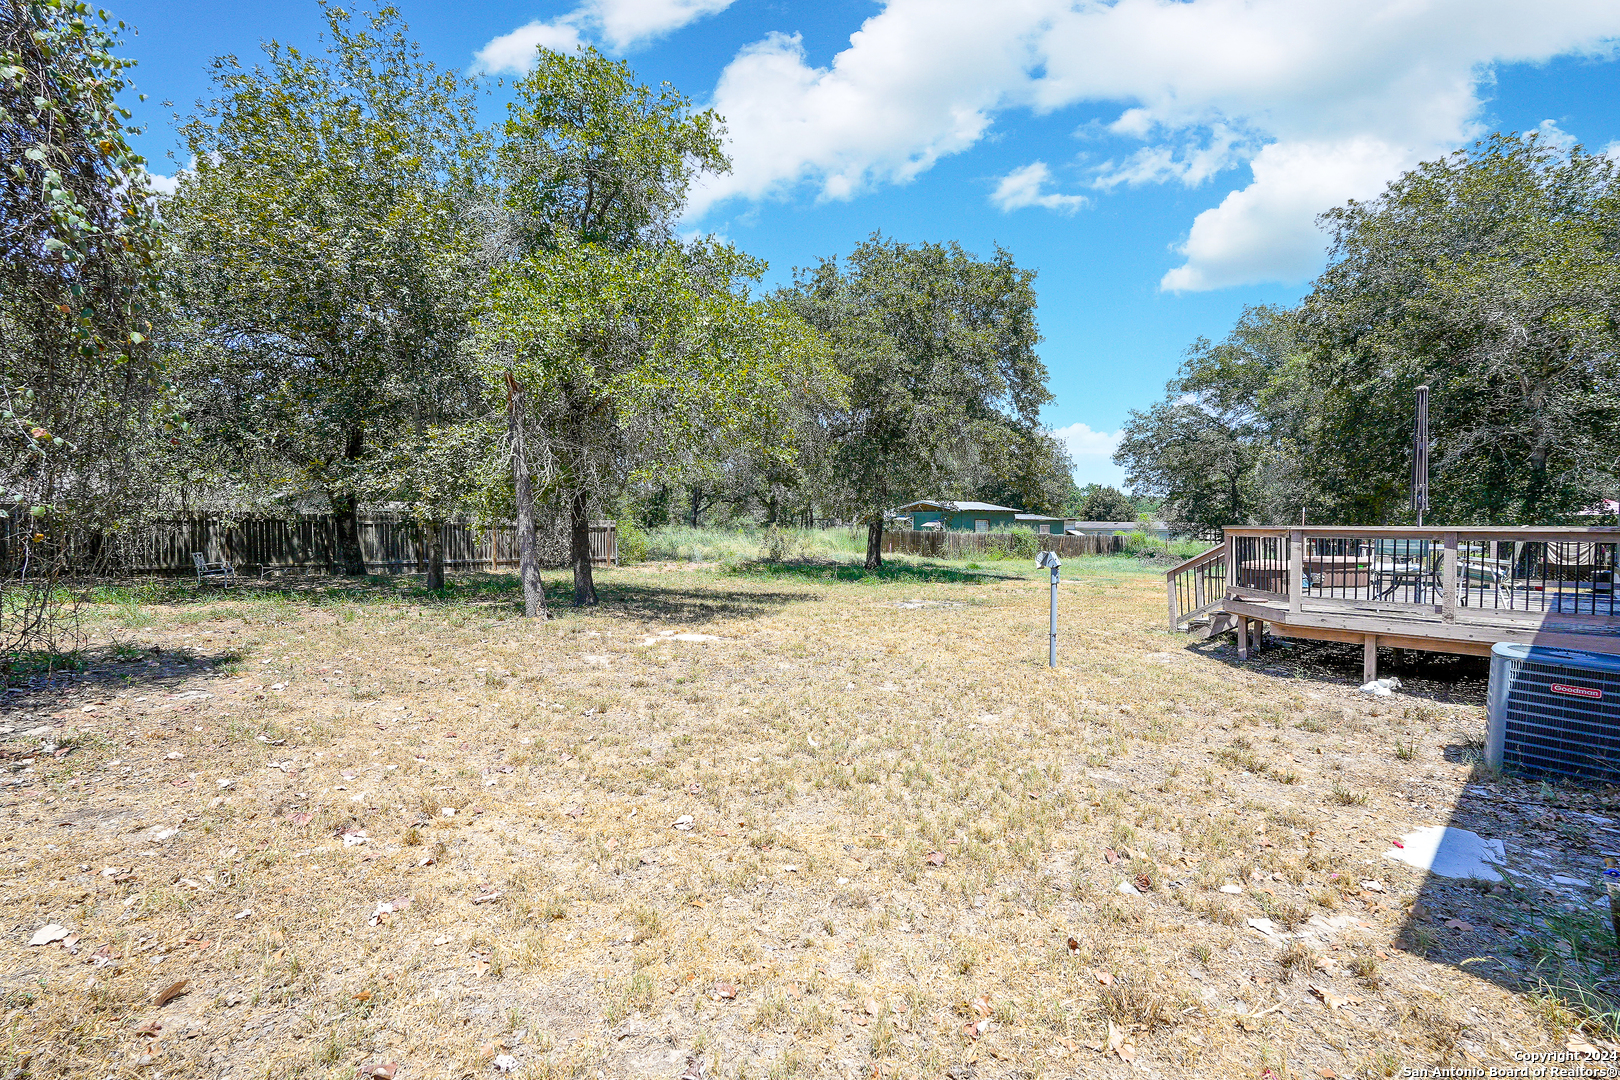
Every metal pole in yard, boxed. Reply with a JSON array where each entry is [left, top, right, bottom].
[[1413, 385, 1430, 528], [1037, 550, 1061, 667]]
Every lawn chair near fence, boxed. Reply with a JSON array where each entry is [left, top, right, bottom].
[[191, 551, 234, 586]]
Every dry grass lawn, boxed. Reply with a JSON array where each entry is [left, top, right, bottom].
[[1, 553, 1614, 1079]]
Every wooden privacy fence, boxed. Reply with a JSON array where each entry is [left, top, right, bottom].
[[881, 529, 1126, 559], [111, 514, 616, 576]]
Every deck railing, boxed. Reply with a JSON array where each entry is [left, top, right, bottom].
[[1165, 544, 1227, 630], [1167, 526, 1620, 631]]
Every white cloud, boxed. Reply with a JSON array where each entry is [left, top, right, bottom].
[[475, 0, 735, 72], [1533, 118, 1579, 151], [594, 0, 736, 50], [690, 0, 1620, 289], [474, 19, 583, 75], [1161, 137, 1408, 291], [1093, 124, 1246, 191], [991, 162, 1086, 214], [144, 169, 179, 196], [1051, 421, 1126, 488]]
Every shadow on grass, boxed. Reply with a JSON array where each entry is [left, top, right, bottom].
[[2, 640, 247, 696], [1390, 764, 1620, 1045], [724, 558, 1022, 585], [1185, 633, 1489, 706], [85, 570, 816, 626]]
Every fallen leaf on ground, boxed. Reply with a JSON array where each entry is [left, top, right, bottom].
[[289, 812, 313, 826], [970, 994, 991, 1017], [360, 1065, 397, 1080], [29, 924, 70, 947], [1444, 918, 1473, 932], [1360, 879, 1385, 893], [151, 980, 187, 1007], [1093, 970, 1113, 986], [471, 890, 502, 904], [1107, 1020, 1136, 1062], [1066, 936, 1080, 954], [1307, 983, 1349, 1010], [711, 981, 736, 1000], [925, 851, 946, 866], [1104, 848, 1118, 864], [864, 998, 880, 1015]]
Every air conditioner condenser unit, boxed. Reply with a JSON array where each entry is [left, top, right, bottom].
[[1486, 642, 1620, 782]]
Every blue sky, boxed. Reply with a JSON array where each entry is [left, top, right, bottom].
[[111, 0, 1620, 488]]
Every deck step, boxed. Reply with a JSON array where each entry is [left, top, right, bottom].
[[1177, 611, 1237, 640]]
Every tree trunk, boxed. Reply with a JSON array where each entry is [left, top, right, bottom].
[[570, 488, 598, 606], [865, 518, 883, 570], [330, 429, 367, 576], [506, 375, 547, 619], [332, 498, 366, 576], [689, 484, 703, 528], [426, 518, 445, 592]]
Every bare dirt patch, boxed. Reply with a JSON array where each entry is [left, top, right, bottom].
[[0, 559, 1609, 1078]]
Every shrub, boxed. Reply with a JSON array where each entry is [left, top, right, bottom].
[[616, 518, 651, 564], [759, 526, 791, 562]]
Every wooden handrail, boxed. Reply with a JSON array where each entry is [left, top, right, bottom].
[[1165, 544, 1225, 577]]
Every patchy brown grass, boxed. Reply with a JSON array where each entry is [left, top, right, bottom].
[[0, 554, 1595, 1078]]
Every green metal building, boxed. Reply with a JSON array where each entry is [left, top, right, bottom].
[[893, 500, 1064, 533]]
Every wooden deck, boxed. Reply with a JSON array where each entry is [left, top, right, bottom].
[[1166, 526, 1620, 682]]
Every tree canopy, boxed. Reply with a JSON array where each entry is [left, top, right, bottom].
[[161, 3, 486, 572], [1118, 133, 1620, 531], [0, 0, 166, 650], [779, 235, 1051, 567]]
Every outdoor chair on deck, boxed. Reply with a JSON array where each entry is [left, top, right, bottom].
[[191, 552, 234, 586]]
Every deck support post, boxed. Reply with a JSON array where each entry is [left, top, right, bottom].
[[1363, 634, 1377, 684], [1289, 529, 1304, 616], [1250, 619, 1264, 655], [1236, 616, 1250, 660], [1442, 532, 1458, 622]]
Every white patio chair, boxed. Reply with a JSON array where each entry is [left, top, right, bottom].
[[191, 552, 233, 586]]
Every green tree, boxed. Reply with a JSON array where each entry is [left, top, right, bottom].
[[162, 3, 486, 574], [1115, 305, 1314, 531], [1301, 132, 1620, 524], [482, 239, 832, 606], [0, 0, 165, 653], [370, 418, 504, 590], [781, 235, 1051, 569], [966, 427, 1075, 516], [498, 46, 725, 254], [489, 47, 828, 610], [1073, 484, 1137, 522]]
